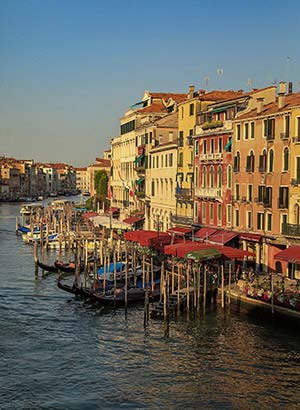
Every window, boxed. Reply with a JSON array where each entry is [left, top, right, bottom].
[[218, 204, 222, 224], [195, 167, 199, 187], [217, 166, 222, 188], [227, 165, 232, 189], [248, 184, 253, 202], [210, 203, 214, 222], [250, 122, 255, 139], [153, 156, 155, 168], [246, 151, 255, 172], [264, 186, 272, 207], [283, 147, 289, 171], [257, 213, 265, 230], [179, 131, 184, 147], [202, 203, 206, 222], [189, 103, 194, 116], [235, 209, 240, 227], [296, 157, 300, 183], [284, 116, 290, 137], [195, 141, 199, 155], [279, 187, 289, 208], [258, 185, 265, 202], [151, 180, 155, 196], [268, 149, 274, 172], [244, 123, 249, 140], [235, 184, 240, 200], [211, 139, 214, 154], [181, 107, 184, 119], [227, 205, 232, 225], [202, 166, 207, 188], [234, 151, 240, 172], [247, 211, 252, 229], [281, 214, 288, 233], [297, 117, 300, 137], [169, 153, 173, 167], [264, 118, 275, 139], [267, 213, 272, 231], [203, 140, 207, 154], [259, 150, 267, 172], [210, 166, 214, 188], [218, 138, 222, 153], [156, 157, 159, 168], [178, 152, 183, 167], [161, 156, 163, 167], [236, 124, 241, 140]]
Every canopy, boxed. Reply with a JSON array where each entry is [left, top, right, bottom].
[[123, 216, 144, 225], [275, 246, 300, 264], [133, 155, 144, 164], [239, 232, 261, 242], [207, 230, 239, 245], [124, 230, 170, 247], [167, 226, 193, 236], [194, 227, 218, 240], [186, 248, 222, 261]]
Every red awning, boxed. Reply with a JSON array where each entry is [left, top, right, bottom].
[[123, 216, 144, 225], [83, 211, 98, 219], [167, 226, 193, 236], [218, 246, 254, 259], [275, 246, 300, 264], [124, 230, 169, 247], [164, 242, 254, 259], [194, 227, 218, 240], [207, 230, 239, 245], [239, 232, 261, 242]]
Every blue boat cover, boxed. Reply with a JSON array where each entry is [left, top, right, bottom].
[[98, 262, 125, 274]]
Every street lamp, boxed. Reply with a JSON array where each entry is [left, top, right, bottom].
[[154, 211, 161, 237]]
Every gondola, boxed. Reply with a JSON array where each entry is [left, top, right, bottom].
[[37, 259, 59, 273], [54, 261, 76, 273], [90, 287, 160, 306]]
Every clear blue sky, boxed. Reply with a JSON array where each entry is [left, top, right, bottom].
[[1, 0, 299, 166]]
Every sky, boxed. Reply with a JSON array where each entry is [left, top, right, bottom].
[[1, 0, 300, 167]]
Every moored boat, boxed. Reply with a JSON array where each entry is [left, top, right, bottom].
[[37, 260, 59, 273]]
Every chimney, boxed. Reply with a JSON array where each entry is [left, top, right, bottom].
[[188, 85, 195, 99], [256, 97, 264, 114], [278, 93, 285, 109], [279, 81, 287, 94], [288, 82, 293, 94]]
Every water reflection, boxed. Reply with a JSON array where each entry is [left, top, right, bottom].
[[1, 202, 300, 410]]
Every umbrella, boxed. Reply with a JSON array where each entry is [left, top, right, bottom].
[[185, 248, 222, 261]]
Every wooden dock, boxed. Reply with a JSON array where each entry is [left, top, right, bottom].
[[151, 287, 194, 319]]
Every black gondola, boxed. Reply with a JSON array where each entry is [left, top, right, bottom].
[[37, 259, 59, 273], [54, 261, 76, 273]]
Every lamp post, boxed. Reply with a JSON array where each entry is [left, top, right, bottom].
[[154, 211, 161, 237]]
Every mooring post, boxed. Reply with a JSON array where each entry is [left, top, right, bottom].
[[34, 241, 38, 277], [221, 264, 225, 309]]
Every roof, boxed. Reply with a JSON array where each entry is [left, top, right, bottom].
[[154, 112, 178, 127], [238, 91, 300, 120], [137, 103, 167, 113], [198, 90, 245, 102], [149, 92, 187, 103], [95, 158, 111, 166], [167, 226, 193, 236], [206, 230, 239, 245], [239, 232, 261, 242], [275, 246, 300, 264]]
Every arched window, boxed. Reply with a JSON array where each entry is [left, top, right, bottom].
[[246, 150, 255, 172], [234, 151, 241, 172], [218, 165, 222, 188], [283, 147, 289, 172], [227, 165, 232, 189], [269, 149, 274, 172], [195, 141, 199, 156], [210, 166, 214, 188], [203, 166, 207, 188]]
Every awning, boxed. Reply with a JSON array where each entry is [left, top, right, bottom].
[[123, 216, 144, 225], [186, 248, 222, 261], [224, 139, 232, 151], [134, 155, 144, 164], [124, 230, 170, 247], [109, 207, 120, 213], [207, 230, 239, 245], [194, 227, 218, 240], [212, 104, 236, 113], [135, 177, 145, 185], [167, 226, 193, 236], [275, 246, 300, 264], [239, 233, 261, 243]]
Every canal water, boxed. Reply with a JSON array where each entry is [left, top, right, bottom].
[[1, 202, 300, 410]]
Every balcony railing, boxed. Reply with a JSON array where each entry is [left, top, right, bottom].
[[134, 165, 145, 173], [175, 187, 193, 199], [135, 191, 145, 198], [194, 187, 222, 199], [282, 223, 300, 237], [171, 215, 194, 226], [199, 153, 223, 161], [195, 120, 232, 135]]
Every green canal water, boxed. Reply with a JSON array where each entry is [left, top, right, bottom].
[[1, 201, 300, 410]]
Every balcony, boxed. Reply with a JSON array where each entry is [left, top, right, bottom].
[[194, 187, 222, 199], [282, 223, 300, 237], [175, 187, 193, 199], [199, 153, 223, 161], [134, 165, 145, 173], [135, 191, 145, 199], [171, 215, 194, 226], [280, 132, 289, 140], [195, 120, 232, 136]]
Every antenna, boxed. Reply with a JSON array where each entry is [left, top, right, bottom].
[[217, 68, 224, 76], [203, 76, 210, 90], [246, 78, 252, 90]]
